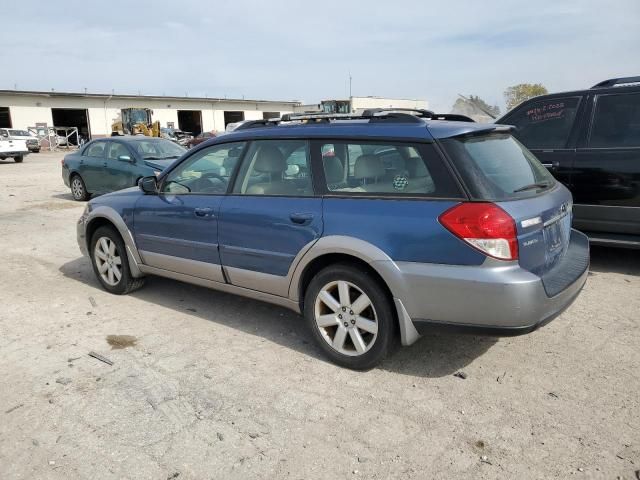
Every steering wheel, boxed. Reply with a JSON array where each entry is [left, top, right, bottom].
[[191, 172, 228, 193]]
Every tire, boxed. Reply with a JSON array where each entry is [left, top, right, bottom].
[[70, 174, 90, 201], [13, 156, 24, 163], [90, 226, 145, 295], [303, 263, 394, 370]]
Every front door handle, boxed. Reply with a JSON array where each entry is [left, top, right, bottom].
[[542, 161, 559, 169], [194, 207, 215, 218], [290, 212, 314, 225]]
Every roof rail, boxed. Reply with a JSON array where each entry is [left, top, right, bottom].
[[429, 113, 474, 123], [280, 112, 362, 122], [281, 111, 425, 124], [232, 119, 280, 131], [360, 107, 435, 118], [361, 108, 474, 123], [233, 109, 473, 132], [591, 76, 640, 89]]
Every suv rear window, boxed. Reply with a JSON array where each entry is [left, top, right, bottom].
[[441, 133, 556, 201]]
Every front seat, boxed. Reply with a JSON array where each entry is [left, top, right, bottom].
[[246, 145, 297, 195]]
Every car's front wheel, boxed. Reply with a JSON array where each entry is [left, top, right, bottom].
[[13, 156, 23, 163], [304, 264, 394, 370], [70, 174, 90, 201], [90, 226, 145, 295]]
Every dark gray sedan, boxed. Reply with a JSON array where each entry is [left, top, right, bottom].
[[61, 137, 186, 200]]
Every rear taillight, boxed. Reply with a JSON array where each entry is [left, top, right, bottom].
[[60, 159, 65, 166], [439, 202, 518, 261]]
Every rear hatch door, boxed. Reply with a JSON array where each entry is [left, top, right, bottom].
[[439, 131, 573, 276]]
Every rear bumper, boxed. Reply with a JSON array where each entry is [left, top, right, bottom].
[[378, 229, 589, 339], [0, 151, 27, 158], [77, 212, 88, 256]]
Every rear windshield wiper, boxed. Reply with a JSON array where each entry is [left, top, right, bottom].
[[513, 182, 551, 193]]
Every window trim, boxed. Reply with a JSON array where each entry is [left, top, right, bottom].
[[586, 91, 640, 150], [311, 139, 466, 200], [158, 140, 249, 196], [504, 95, 583, 150], [229, 139, 318, 198]]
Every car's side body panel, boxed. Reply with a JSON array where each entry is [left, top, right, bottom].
[[321, 197, 485, 266], [133, 193, 226, 282]]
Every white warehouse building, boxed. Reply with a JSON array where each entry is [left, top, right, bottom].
[[0, 89, 300, 139]]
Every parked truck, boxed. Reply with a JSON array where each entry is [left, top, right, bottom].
[[0, 137, 28, 163]]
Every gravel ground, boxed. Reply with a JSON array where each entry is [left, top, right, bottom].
[[0, 151, 638, 480]]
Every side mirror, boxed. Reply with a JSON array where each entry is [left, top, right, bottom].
[[118, 155, 133, 162], [139, 176, 158, 194]]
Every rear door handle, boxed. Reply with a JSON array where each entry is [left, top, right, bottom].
[[194, 207, 215, 218], [290, 212, 314, 225]]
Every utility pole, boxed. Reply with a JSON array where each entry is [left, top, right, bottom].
[[349, 73, 352, 98]]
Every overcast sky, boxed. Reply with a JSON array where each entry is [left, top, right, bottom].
[[2, 0, 639, 112]]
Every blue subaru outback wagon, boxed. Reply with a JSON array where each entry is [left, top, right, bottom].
[[77, 110, 589, 369]]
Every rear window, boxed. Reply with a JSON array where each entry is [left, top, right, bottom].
[[441, 134, 556, 201]]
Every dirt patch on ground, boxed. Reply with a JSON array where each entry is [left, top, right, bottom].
[[106, 335, 138, 349]]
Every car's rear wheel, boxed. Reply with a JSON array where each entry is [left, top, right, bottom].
[[70, 174, 90, 201], [90, 226, 145, 295], [304, 264, 394, 370], [13, 156, 23, 163]]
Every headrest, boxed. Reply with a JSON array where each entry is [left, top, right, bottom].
[[406, 156, 428, 178], [254, 146, 286, 173], [354, 155, 384, 180], [323, 155, 344, 184]]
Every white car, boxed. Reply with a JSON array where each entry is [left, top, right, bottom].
[[0, 128, 40, 153], [0, 137, 28, 162]]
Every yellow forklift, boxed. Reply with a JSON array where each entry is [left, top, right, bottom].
[[111, 108, 161, 137]]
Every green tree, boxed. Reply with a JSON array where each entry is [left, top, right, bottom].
[[504, 83, 548, 110]]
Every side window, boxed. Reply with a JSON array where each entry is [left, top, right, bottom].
[[84, 141, 106, 157], [320, 141, 461, 197], [590, 92, 640, 148], [233, 140, 313, 196], [107, 142, 131, 160], [506, 97, 581, 149], [162, 142, 245, 195]]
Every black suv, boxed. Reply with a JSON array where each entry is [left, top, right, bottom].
[[497, 76, 640, 248]]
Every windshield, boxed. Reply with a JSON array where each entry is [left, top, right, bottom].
[[128, 110, 150, 124], [9, 130, 30, 136], [441, 133, 556, 201], [134, 139, 186, 159]]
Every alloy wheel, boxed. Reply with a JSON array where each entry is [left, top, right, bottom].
[[313, 280, 378, 356], [71, 177, 84, 199], [94, 237, 122, 286]]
